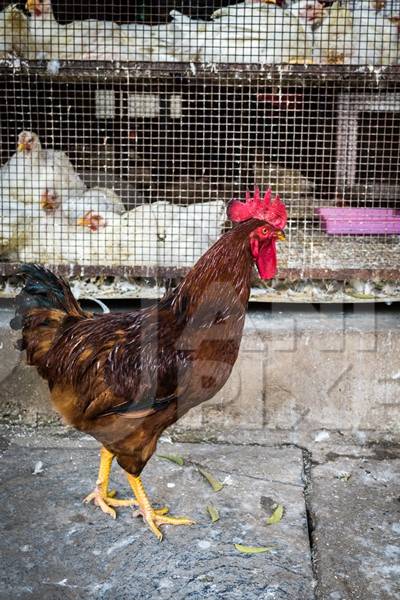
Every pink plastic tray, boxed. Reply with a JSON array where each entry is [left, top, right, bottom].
[[316, 208, 400, 234]]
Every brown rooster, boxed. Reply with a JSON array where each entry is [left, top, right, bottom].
[[12, 188, 287, 540]]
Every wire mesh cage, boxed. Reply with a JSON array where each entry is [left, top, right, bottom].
[[0, 0, 400, 299]]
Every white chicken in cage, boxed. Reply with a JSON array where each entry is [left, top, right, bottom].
[[119, 20, 181, 61], [18, 207, 125, 265], [17, 212, 71, 264], [165, 200, 226, 266], [0, 3, 32, 58], [0, 131, 86, 205], [198, 1, 313, 64], [313, 1, 400, 64], [39, 192, 127, 264], [65, 209, 127, 265], [2, 0, 398, 65], [15, 197, 226, 267], [121, 202, 170, 266], [0, 196, 42, 257], [118, 22, 154, 61], [122, 200, 226, 267], [152, 10, 208, 62], [288, 1, 326, 31], [61, 188, 126, 221], [25, 0, 129, 60]]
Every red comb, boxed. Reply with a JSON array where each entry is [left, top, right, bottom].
[[228, 186, 287, 229]]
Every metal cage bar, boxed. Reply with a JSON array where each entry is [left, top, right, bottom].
[[0, 1, 400, 295]]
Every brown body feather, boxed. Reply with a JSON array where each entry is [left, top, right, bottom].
[[15, 219, 265, 475]]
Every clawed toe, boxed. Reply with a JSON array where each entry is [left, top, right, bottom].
[[142, 511, 196, 541], [83, 487, 136, 519], [126, 474, 196, 540]]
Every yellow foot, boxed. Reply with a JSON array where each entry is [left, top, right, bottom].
[[83, 486, 137, 519], [126, 474, 196, 540], [135, 508, 196, 541]]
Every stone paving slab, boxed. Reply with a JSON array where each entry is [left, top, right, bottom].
[[310, 451, 400, 600], [0, 431, 314, 600]]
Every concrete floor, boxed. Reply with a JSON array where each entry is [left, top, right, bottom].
[[0, 426, 399, 600]]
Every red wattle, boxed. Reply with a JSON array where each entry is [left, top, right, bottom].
[[255, 240, 277, 280]]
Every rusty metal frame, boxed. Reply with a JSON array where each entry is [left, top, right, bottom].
[[1, 262, 399, 282], [2, 60, 400, 84]]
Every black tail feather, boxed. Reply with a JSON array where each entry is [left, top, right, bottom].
[[11, 264, 85, 330]]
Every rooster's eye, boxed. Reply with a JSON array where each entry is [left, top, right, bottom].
[[261, 227, 268, 235]]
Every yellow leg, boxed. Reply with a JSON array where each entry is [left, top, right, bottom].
[[127, 474, 195, 541], [83, 447, 136, 518]]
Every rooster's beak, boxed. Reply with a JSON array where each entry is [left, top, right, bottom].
[[17, 143, 26, 152], [276, 230, 286, 241]]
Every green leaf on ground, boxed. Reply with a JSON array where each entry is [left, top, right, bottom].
[[266, 504, 284, 525], [206, 505, 220, 523], [197, 466, 224, 492], [234, 544, 273, 554], [157, 454, 184, 466], [336, 471, 352, 482]]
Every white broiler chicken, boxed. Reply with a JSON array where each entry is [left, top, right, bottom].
[[199, 1, 313, 64], [17, 211, 71, 264], [119, 20, 181, 61], [25, 0, 129, 60], [1, 131, 86, 204], [0, 196, 42, 256], [61, 187, 126, 222], [289, 1, 326, 32], [164, 200, 226, 267], [122, 200, 226, 267], [18, 207, 125, 265], [152, 10, 208, 62], [32, 189, 127, 265], [121, 202, 168, 266], [39, 196, 126, 265], [118, 22, 154, 61], [0, 3, 32, 58], [313, 1, 400, 65], [68, 208, 128, 265]]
